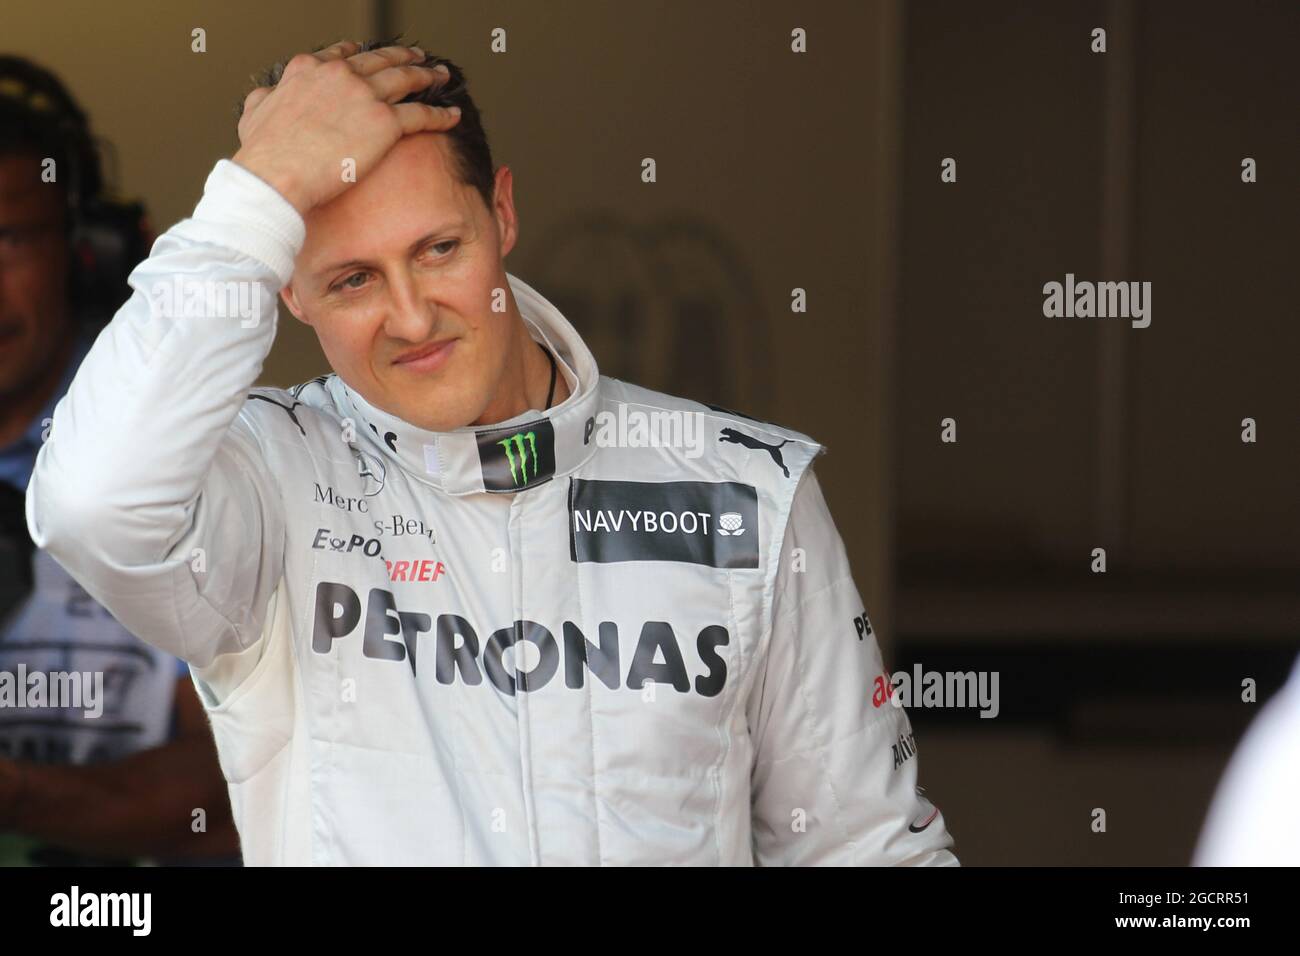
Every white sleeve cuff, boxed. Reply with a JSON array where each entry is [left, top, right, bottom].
[[181, 159, 307, 285]]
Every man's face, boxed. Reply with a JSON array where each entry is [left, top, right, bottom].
[[282, 133, 518, 432], [0, 153, 72, 397]]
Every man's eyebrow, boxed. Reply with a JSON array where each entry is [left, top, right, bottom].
[[313, 222, 469, 278]]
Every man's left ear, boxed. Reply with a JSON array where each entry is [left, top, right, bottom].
[[492, 165, 518, 258], [280, 284, 307, 324]]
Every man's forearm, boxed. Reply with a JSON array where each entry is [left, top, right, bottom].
[[25, 160, 304, 670], [0, 738, 239, 860], [28, 160, 301, 571]]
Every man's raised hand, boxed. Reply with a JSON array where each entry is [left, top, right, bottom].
[[232, 41, 461, 216]]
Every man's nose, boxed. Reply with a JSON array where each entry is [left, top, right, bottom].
[[382, 268, 437, 342]]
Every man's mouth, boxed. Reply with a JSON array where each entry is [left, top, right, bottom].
[[393, 338, 457, 374]]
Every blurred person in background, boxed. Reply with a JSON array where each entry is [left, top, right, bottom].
[[0, 55, 237, 865], [1195, 654, 1300, 866]]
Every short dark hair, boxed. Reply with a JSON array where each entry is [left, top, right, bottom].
[[0, 54, 103, 213], [241, 37, 496, 212]]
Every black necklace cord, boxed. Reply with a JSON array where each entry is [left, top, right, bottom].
[[540, 342, 558, 410]]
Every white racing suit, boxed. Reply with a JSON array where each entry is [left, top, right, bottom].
[[27, 159, 957, 866]]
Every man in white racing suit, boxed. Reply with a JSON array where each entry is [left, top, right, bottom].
[[26, 40, 957, 866]]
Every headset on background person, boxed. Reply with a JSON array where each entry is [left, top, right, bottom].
[[0, 55, 153, 323]]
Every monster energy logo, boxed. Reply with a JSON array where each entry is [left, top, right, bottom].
[[498, 431, 538, 486], [477, 418, 554, 492]]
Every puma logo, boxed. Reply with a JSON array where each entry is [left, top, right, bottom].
[[249, 394, 305, 436], [719, 427, 789, 478]]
